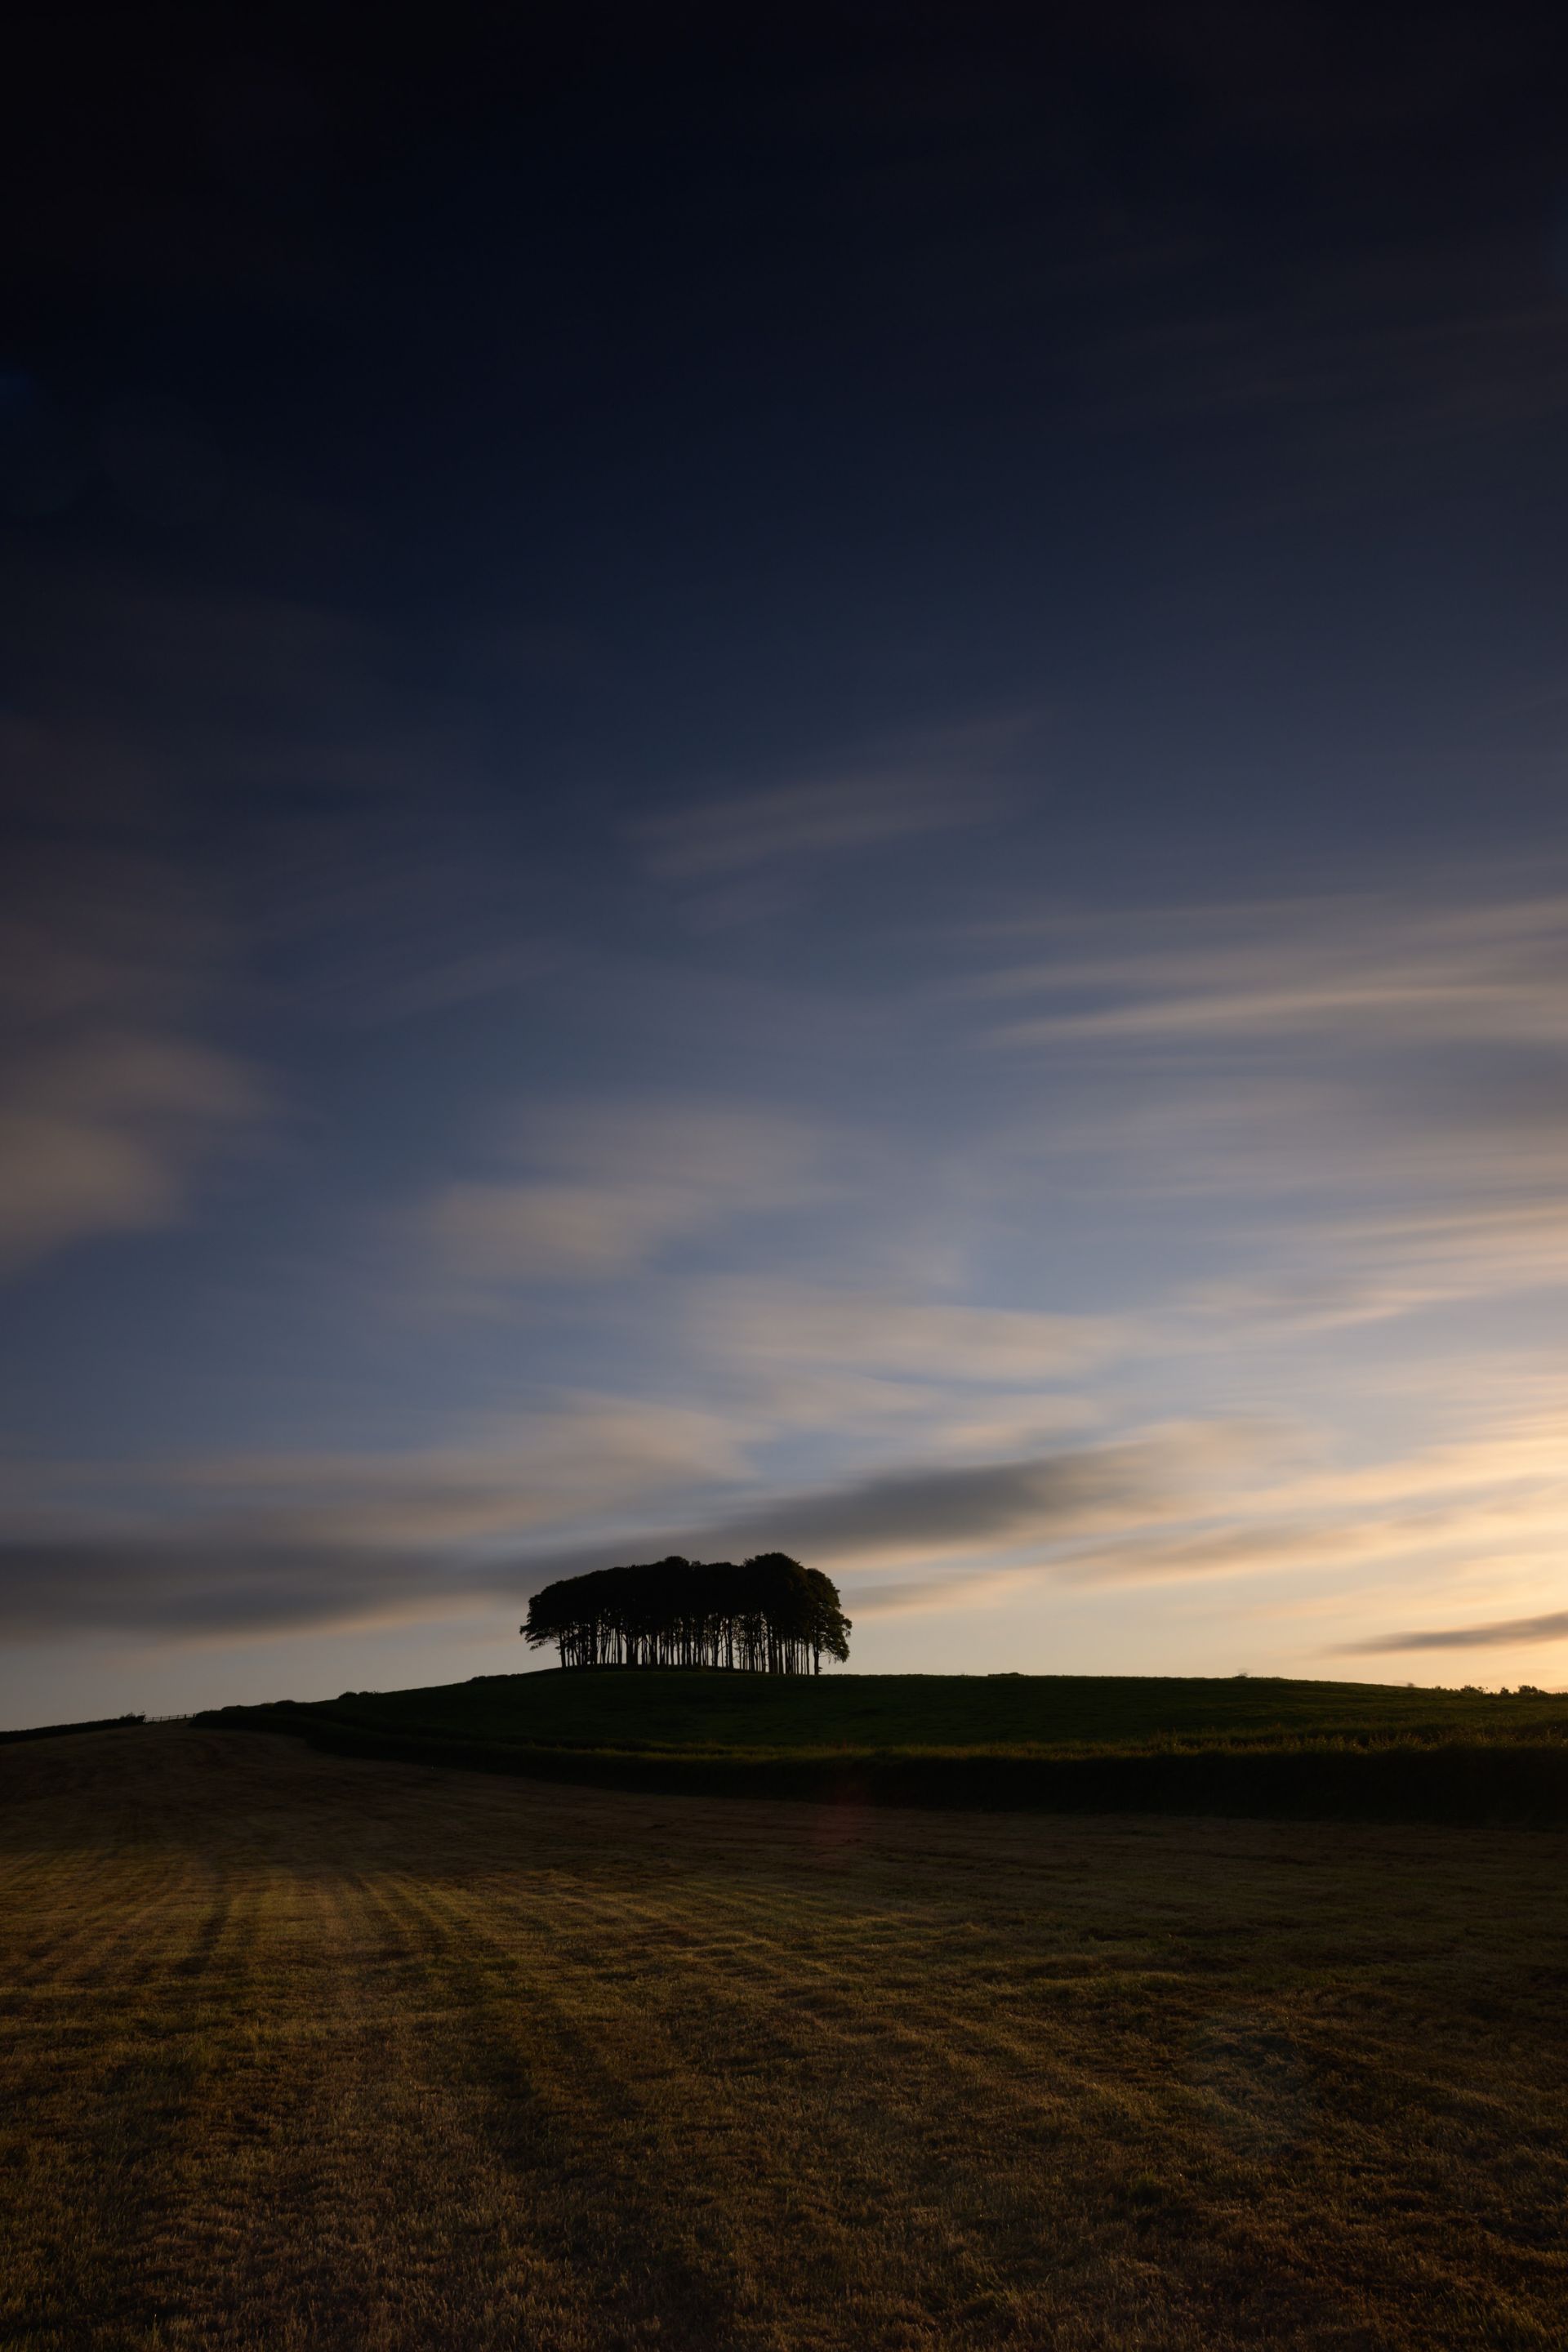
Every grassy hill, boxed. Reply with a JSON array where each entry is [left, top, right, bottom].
[[207, 1664, 1566, 1752], [195, 1668, 1568, 1824]]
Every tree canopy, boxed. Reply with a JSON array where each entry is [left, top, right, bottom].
[[521, 1553, 851, 1673]]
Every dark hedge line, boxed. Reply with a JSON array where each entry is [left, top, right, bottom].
[[0, 1713, 145, 1746], [192, 1704, 1568, 1824]]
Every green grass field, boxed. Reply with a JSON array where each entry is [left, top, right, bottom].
[[194, 1668, 1568, 1824], [2, 1722, 1565, 2349]]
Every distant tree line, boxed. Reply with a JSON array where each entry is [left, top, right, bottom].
[[522, 1553, 852, 1673]]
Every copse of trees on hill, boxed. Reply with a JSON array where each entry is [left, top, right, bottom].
[[522, 1552, 851, 1673]]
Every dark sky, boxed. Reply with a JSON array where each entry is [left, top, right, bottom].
[[6, 1, 1568, 1720]]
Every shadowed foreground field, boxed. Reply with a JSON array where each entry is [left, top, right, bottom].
[[2, 1728, 1565, 2350]]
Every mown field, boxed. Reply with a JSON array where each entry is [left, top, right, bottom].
[[2, 1722, 1566, 2350], [195, 1668, 1568, 1824]]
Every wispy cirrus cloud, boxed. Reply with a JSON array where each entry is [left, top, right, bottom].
[[425, 1102, 825, 1285], [966, 879, 1568, 1348], [633, 716, 1025, 886], [0, 846, 267, 1276], [1174, 1201, 1568, 1339], [0, 567, 550, 1283], [693, 1279, 1126, 1384], [845, 1568, 1042, 1619], [0, 1036, 263, 1272], [978, 888, 1568, 1051], [636, 773, 982, 880]]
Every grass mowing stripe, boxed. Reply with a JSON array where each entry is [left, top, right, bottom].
[[2, 1727, 1565, 2348]]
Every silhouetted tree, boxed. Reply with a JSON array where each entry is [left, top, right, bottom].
[[521, 1553, 851, 1672]]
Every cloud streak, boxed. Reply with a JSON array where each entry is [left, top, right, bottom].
[[0, 1424, 1237, 1641], [635, 741, 1018, 888], [695, 1281, 1125, 1383], [0, 1538, 461, 1642], [2, 1392, 1564, 1662], [0, 848, 267, 1275], [506, 1423, 1262, 1590], [981, 889, 1568, 1052], [637, 775, 980, 880], [843, 1568, 1042, 1619], [1341, 1610, 1568, 1655], [426, 1104, 824, 1285]]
